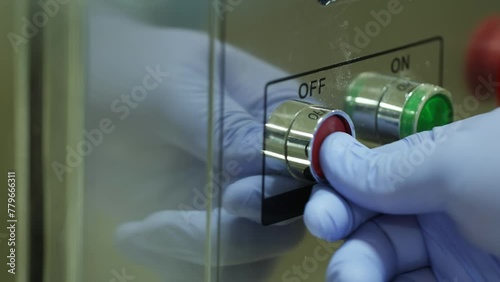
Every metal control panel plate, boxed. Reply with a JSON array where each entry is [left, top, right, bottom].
[[262, 37, 443, 224]]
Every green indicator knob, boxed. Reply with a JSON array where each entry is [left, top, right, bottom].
[[345, 72, 455, 144], [417, 95, 454, 132], [400, 85, 454, 138]]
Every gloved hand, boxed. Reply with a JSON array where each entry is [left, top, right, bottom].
[[304, 109, 500, 281], [87, 5, 305, 281]]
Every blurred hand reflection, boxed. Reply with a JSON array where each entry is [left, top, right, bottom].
[[88, 7, 305, 281]]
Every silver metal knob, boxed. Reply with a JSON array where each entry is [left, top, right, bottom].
[[264, 100, 355, 182], [345, 72, 454, 144]]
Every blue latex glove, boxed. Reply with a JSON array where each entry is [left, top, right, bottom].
[[304, 109, 500, 281], [88, 5, 305, 281]]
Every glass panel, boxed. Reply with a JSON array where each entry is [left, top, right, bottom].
[[84, 1, 215, 281]]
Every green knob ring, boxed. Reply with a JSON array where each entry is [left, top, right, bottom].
[[399, 85, 454, 138]]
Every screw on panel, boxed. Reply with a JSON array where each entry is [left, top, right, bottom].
[[318, 0, 336, 6]]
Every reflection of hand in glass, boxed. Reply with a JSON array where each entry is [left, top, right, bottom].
[[91, 25, 307, 281], [304, 110, 500, 281]]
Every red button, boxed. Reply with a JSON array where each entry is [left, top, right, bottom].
[[311, 115, 352, 180], [466, 16, 500, 106]]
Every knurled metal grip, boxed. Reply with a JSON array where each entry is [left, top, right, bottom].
[[264, 100, 355, 182]]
